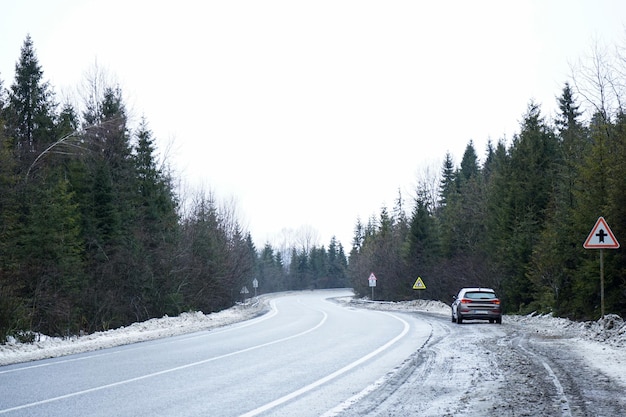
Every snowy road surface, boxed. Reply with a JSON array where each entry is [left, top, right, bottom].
[[337, 301, 626, 417], [1, 289, 626, 416]]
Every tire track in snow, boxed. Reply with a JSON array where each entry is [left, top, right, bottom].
[[512, 335, 572, 417]]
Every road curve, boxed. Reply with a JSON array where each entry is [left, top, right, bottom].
[[0, 289, 432, 417]]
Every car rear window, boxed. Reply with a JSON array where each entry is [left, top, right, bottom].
[[465, 292, 497, 300]]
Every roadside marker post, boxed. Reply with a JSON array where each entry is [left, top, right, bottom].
[[252, 278, 259, 298], [583, 217, 620, 318], [240, 286, 249, 304], [368, 273, 377, 301]]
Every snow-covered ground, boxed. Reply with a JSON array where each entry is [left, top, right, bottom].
[[349, 297, 626, 348], [329, 300, 626, 416], [347, 298, 626, 390], [2, 293, 625, 387], [0, 298, 269, 366]]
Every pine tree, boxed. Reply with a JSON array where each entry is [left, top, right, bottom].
[[131, 118, 179, 316], [351, 218, 365, 253], [459, 140, 480, 185], [527, 84, 590, 315], [180, 194, 231, 312], [327, 236, 348, 287], [309, 246, 329, 288], [0, 86, 25, 342], [605, 113, 626, 316], [404, 184, 439, 295], [502, 102, 560, 312], [6, 35, 57, 160], [438, 152, 456, 208], [483, 139, 511, 264], [17, 178, 85, 336], [259, 244, 282, 292]]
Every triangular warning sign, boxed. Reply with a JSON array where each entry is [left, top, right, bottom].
[[584, 217, 620, 249], [412, 277, 426, 290]]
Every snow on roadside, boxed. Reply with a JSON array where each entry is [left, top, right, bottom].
[[345, 297, 626, 349], [0, 299, 268, 366], [344, 298, 452, 316], [506, 312, 626, 348], [347, 297, 626, 388], [506, 312, 626, 386]]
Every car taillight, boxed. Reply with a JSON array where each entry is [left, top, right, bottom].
[[492, 299, 500, 305], [461, 299, 473, 303]]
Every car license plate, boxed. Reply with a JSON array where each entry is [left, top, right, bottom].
[[474, 310, 488, 314]]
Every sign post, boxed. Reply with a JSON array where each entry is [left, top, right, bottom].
[[252, 278, 259, 297], [412, 277, 426, 299], [240, 286, 249, 304], [368, 273, 377, 301], [583, 217, 620, 318]]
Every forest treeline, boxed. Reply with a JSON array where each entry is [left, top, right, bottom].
[[347, 46, 626, 320], [0, 36, 348, 343], [1, 36, 625, 343]]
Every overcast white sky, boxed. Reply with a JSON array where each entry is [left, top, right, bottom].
[[2, 1, 626, 249]]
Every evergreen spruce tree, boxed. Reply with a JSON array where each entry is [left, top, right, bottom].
[[567, 110, 622, 318], [458, 140, 480, 184], [527, 84, 589, 315], [502, 102, 560, 312], [437, 153, 458, 258], [132, 118, 180, 316], [327, 236, 348, 287], [404, 184, 439, 297], [17, 178, 84, 336], [438, 152, 456, 209], [483, 139, 511, 268], [6, 35, 57, 161], [259, 244, 281, 292], [605, 113, 626, 316], [309, 246, 328, 288], [180, 194, 231, 312], [0, 83, 25, 342]]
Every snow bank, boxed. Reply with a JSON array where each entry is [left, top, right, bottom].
[[506, 312, 626, 348], [345, 297, 626, 348], [345, 298, 452, 315], [0, 299, 268, 366]]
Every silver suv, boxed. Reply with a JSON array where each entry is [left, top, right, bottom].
[[451, 288, 502, 324]]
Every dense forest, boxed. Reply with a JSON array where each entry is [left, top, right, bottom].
[[1, 35, 625, 343], [348, 47, 626, 321], [0, 36, 348, 343]]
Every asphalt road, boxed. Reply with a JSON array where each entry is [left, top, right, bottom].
[[0, 289, 433, 417]]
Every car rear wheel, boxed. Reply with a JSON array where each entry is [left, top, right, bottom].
[[457, 315, 463, 324]]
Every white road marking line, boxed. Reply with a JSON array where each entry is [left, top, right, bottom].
[[240, 311, 411, 417], [0, 300, 323, 415], [320, 315, 432, 417]]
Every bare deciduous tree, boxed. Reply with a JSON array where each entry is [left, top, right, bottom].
[[571, 38, 624, 123]]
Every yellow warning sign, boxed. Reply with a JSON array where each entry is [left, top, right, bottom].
[[412, 277, 426, 290]]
